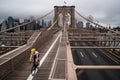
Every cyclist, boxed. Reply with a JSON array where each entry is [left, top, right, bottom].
[[29, 48, 39, 73]]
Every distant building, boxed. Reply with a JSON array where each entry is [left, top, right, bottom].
[[109, 25, 111, 29], [29, 16, 37, 30], [24, 19, 30, 23], [14, 19, 20, 25], [14, 18, 20, 32], [35, 20, 40, 29], [42, 19, 44, 27], [90, 25, 93, 29], [77, 21, 83, 28], [48, 20, 52, 27], [0, 24, 1, 31], [1, 20, 7, 31], [7, 16, 14, 32], [8, 16, 14, 28], [113, 26, 120, 31], [44, 22, 47, 27], [23, 19, 30, 30], [29, 16, 34, 21], [86, 22, 90, 29]]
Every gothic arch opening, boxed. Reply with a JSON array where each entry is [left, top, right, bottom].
[[66, 13, 71, 27], [58, 13, 63, 27]]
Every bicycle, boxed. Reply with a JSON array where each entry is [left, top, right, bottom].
[[30, 60, 39, 76]]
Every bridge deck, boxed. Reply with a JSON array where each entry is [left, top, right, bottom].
[[33, 37, 59, 80], [5, 31, 60, 80]]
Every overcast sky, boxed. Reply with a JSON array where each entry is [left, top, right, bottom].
[[0, 0, 120, 27]]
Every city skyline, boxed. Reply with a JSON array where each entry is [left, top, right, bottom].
[[0, 0, 120, 27]]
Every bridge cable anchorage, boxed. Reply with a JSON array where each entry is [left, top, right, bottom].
[[26, 32, 61, 80], [75, 10, 120, 34], [0, 10, 54, 34]]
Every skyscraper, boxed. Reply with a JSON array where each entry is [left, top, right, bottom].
[[8, 16, 14, 28], [14, 18, 20, 32], [1, 20, 7, 31], [23, 19, 30, 30], [0, 24, 1, 31], [7, 16, 14, 32], [86, 22, 90, 29], [77, 21, 83, 28], [42, 19, 44, 27], [36, 20, 40, 29], [48, 20, 52, 27], [14, 18, 20, 25]]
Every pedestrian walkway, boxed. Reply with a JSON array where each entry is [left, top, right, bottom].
[[5, 31, 61, 80]]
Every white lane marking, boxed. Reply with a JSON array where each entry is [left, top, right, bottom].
[[92, 52, 98, 58], [80, 52, 84, 57], [48, 34, 61, 79], [27, 32, 61, 80]]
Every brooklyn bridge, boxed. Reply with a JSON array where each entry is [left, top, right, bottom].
[[0, 6, 120, 80]]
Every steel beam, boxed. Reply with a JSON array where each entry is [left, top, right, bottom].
[[68, 33, 120, 36], [75, 65, 120, 70], [67, 44, 77, 80], [69, 39, 120, 42], [71, 46, 120, 49], [0, 46, 19, 48], [0, 36, 30, 38], [69, 36, 120, 38]]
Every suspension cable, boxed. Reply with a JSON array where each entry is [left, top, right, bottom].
[[47, 18, 58, 31], [0, 10, 54, 34], [75, 10, 120, 34], [0, 21, 33, 34], [47, 7, 65, 31], [36, 10, 54, 21]]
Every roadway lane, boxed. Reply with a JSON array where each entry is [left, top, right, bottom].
[[72, 41, 119, 65], [71, 41, 120, 80]]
